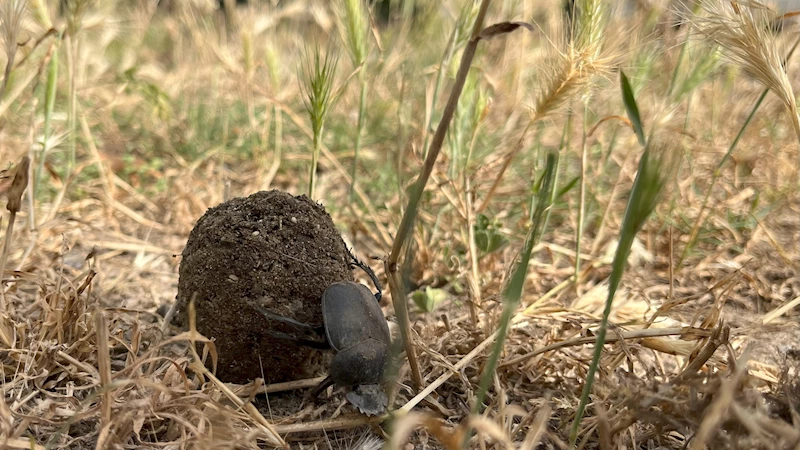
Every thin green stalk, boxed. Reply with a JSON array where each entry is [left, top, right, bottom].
[[679, 33, 800, 267], [589, 127, 626, 258], [336, 0, 369, 200], [349, 69, 368, 201], [387, 0, 493, 391], [264, 105, 282, 189], [541, 114, 570, 241], [309, 132, 321, 197], [467, 153, 557, 448], [463, 89, 487, 327], [678, 87, 767, 268], [422, 25, 460, 160], [570, 72, 676, 446], [574, 102, 589, 284], [395, 68, 410, 199], [666, 0, 702, 98], [37, 36, 61, 196], [66, 33, 77, 178]]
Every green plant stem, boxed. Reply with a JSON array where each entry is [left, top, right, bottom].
[[464, 120, 485, 327], [66, 34, 77, 178], [37, 37, 61, 197], [349, 68, 368, 201], [542, 116, 569, 242], [574, 102, 589, 285], [264, 106, 282, 188], [422, 25, 460, 160], [666, 0, 701, 98], [466, 153, 556, 450], [678, 89, 766, 268], [569, 150, 652, 446], [386, 0, 492, 392], [589, 125, 621, 257], [309, 131, 321, 198]]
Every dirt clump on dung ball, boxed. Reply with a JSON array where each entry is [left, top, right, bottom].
[[176, 190, 353, 384]]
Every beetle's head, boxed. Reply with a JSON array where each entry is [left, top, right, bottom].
[[346, 384, 388, 416], [329, 339, 389, 415]]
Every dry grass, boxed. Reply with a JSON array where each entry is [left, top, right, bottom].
[[1, 0, 800, 449]]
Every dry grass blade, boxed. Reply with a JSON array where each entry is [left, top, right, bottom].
[[194, 364, 288, 448], [521, 402, 552, 450], [272, 415, 384, 435], [689, 346, 753, 450], [0, 156, 29, 312], [94, 309, 113, 448], [398, 330, 500, 414]]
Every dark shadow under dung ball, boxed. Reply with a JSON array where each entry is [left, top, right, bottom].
[[176, 190, 353, 384]]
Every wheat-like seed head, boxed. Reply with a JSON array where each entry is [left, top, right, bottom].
[[688, 1, 798, 125], [529, 45, 617, 124], [0, 0, 26, 62], [299, 42, 340, 137], [572, 0, 608, 59], [527, 0, 619, 124], [334, 0, 369, 68], [27, 0, 51, 30]]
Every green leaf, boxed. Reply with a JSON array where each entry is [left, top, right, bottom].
[[472, 151, 558, 418], [473, 214, 509, 254], [620, 71, 646, 147], [556, 175, 580, 200], [411, 287, 448, 313]]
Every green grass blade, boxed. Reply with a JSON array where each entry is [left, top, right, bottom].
[[570, 75, 676, 445], [620, 71, 645, 147], [471, 151, 558, 418], [679, 33, 800, 267], [569, 147, 663, 446], [37, 37, 60, 196]]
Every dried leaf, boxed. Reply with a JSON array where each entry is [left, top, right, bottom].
[[6, 156, 29, 213], [478, 21, 533, 41]]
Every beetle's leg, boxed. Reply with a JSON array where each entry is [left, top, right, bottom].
[[254, 305, 318, 331], [346, 247, 383, 302], [262, 329, 331, 349], [308, 375, 334, 398], [253, 305, 330, 348]]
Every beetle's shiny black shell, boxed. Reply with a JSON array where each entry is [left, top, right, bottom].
[[329, 340, 389, 386], [321, 281, 390, 352]]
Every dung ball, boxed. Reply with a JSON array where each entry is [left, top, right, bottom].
[[176, 190, 353, 384]]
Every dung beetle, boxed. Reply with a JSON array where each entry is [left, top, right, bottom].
[[253, 249, 391, 415]]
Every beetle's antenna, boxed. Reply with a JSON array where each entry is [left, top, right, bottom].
[[346, 247, 383, 301]]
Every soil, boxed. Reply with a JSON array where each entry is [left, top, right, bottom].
[[175, 189, 354, 384]]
